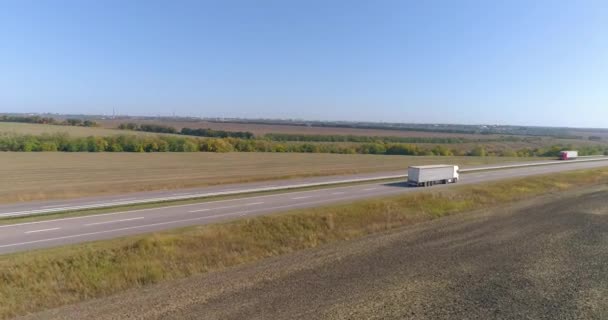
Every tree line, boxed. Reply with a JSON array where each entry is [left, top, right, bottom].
[[1, 132, 607, 157], [0, 115, 98, 127], [261, 133, 534, 144], [118, 122, 537, 145], [118, 123, 254, 139]]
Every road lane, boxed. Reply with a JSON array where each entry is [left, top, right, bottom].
[[1, 158, 608, 254], [84, 217, 145, 227]]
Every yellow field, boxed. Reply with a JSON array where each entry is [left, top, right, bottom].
[[0, 153, 533, 203]]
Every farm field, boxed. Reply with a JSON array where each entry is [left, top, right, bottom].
[[0, 122, 172, 138], [97, 119, 506, 139], [96, 119, 608, 149], [415, 138, 608, 154], [0, 153, 534, 204], [5, 121, 608, 153]]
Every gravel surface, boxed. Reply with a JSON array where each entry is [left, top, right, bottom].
[[20, 186, 608, 320]]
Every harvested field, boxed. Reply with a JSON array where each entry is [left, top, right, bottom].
[[97, 120, 608, 150], [0, 122, 171, 138], [0, 153, 530, 204], [97, 119, 506, 139]]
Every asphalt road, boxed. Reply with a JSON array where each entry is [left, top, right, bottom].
[[21, 183, 608, 319], [1, 159, 608, 254]]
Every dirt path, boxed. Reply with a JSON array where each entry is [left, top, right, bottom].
[[21, 187, 608, 320]]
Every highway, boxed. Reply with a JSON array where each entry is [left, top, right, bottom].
[[1, 157, 608, 218], [1, 158, 608, 254]]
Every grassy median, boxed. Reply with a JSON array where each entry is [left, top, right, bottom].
[[2, 167, 608, 318]]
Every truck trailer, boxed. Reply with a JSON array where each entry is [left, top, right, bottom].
[[407, 165, 459, 187], [559, 150, 578, 160]]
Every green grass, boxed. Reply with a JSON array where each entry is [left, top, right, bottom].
[[2, 167, 608, 319]]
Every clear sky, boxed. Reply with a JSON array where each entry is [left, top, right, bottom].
[[1, 0, 607, 127]]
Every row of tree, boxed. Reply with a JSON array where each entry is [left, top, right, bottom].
[[181, 127, 254, 139], [0, 115, 98, 127], [262, 133, 533, 144], [117, 123, 178, 134], [117, 122, 539, 145], [118, 123, 254, 139], [1, 132, 607, 157]]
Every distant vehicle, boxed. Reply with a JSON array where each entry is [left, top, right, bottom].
[[559, 150, 578, 160], [408, 165, 459, 187]]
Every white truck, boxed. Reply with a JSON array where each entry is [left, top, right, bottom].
[[408, 165, 459, 187], [559, 150, 578, 160]]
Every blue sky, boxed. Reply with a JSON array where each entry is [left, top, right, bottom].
[[1, 0, 607, 127]]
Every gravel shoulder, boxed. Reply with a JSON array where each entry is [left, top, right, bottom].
[[20, 186, 608, 320]]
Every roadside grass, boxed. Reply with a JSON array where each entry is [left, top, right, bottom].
[[0, 153, 534, 204], [2, 167, 608, 319]]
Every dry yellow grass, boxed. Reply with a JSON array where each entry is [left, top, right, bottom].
[[0, 153, 532, 204]]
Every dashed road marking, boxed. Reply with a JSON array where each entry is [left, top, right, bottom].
[[25, 227, 60, 234], [85, 217, 144, 227]]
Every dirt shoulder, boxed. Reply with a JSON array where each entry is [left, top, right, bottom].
[[20, 185, 608, 320]]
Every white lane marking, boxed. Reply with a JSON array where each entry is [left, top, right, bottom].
[[84, 217, 144, 227], [0, 195, 366, 250], [40, 204, 66, 209], [362, 187, 379, 191], [24, 227, 60, 234], [291, 196, 314, 200], [0, 183, 383, 229], [331, 192, 346, 195], [188, 202, 265, 213], [113, 198, 136, 202]]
